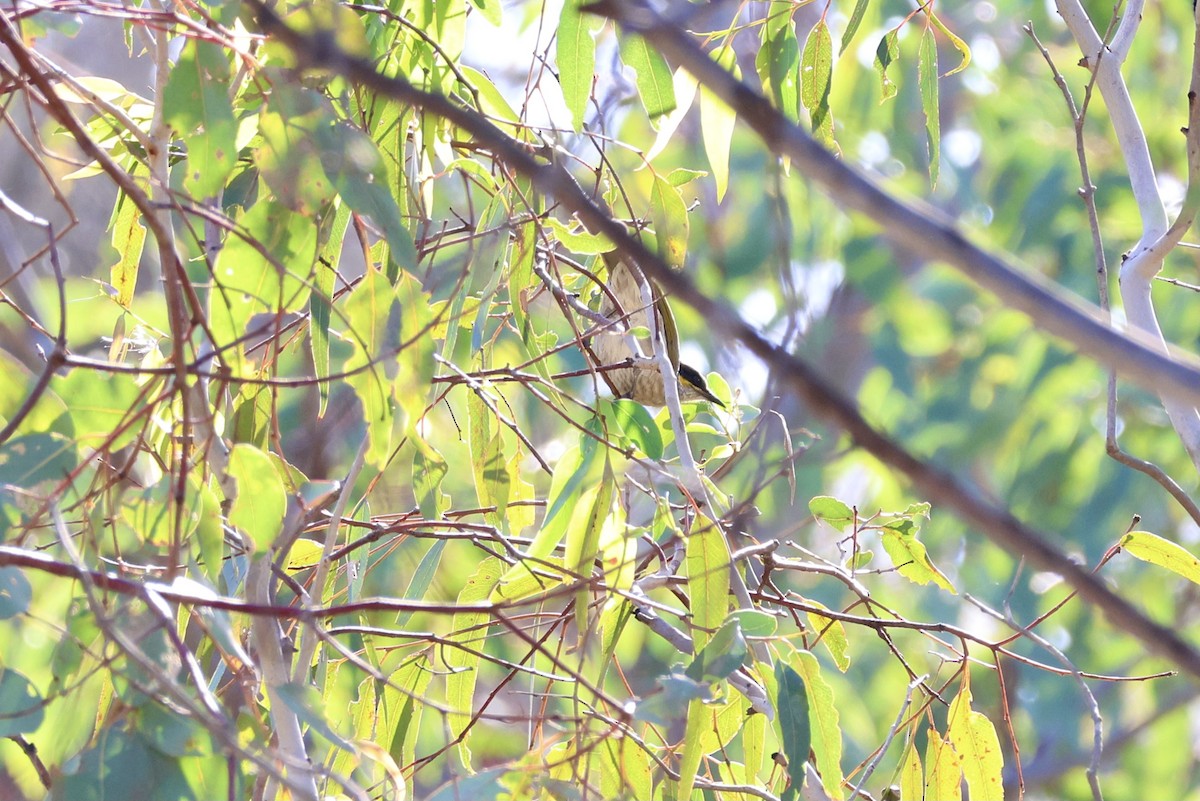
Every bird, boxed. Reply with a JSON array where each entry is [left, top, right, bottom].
[[587, 252, 725, 408]]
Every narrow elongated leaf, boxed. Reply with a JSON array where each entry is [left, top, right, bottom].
[[565, 458, 615, 640], [646, 68, 700, 163], [925, 727, 962, 801], [316, 120, 416, 280], [775, 662, 811, 801], [919, 27, 940, 187], [411, 440, 448, 525], [108, 190, 144, 308], [468, 391, 509, 526], [930, 11, 971, 76], [649, 175, 689, 270], [757, 19, 800, 121], [899, 731, 923, 801], [342, 265, 402, 468], [1120, 530, 1200, 584], [947, 687, 1004, 801], [700, 46, 739, 202], [312, 200, 351, 413], [395, 539, 447, 627], [687, 515, 731, 650], [805, 598, 851, 671], [801, 19, 837, 151], [445, 557, 502, 770], [793, 651, 845, 800], [677, 695, 708, 801], [558, 0, 601, 130], [840, 0, 871, 54], [618, 34, 676, 118]]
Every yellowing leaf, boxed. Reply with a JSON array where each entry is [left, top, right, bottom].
[[947, 687, 1003, 801], [899, 731, 923, 801], [806, 599, 851, 672], [1120, 530, 1200, 585], [925, 727, 961, 801], [284, 538, 324, 570]]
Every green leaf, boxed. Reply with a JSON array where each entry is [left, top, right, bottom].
[[393, 269, 435, 431], [650, 174, 689, 269], [930, 11, 971, 76], [801, 19, 837, 151], [793, 651, 845, 800], [900, 731, 923, 801], [757, 19, 801, 121], [806, 599, 851, 672], [557, 0, 602, 131], [775, 662, 811, 801], [254, 78, 337, 215], [840, 0, 871, 55], [881, 523, 956, 593], [700, 46, 739, 203], [686, 618, 747, 682], [730, 609, 777, 637], [312, 200, 351, 414], [947, 687, 1003, 801], [677, 694, 708, 800], [227, 443, 285, 552], [919, 26, 940, 187], [687, 515, 731, 650], [1120, 530, 1200, 585], [874, 29, 901, 103], [809, 495, 853, 527], [211, 199, 317, 368], [384, 655, 435, 800], [395, 539, 448, 627], [316, 120, 417, 280], [341, 265, 402, 468], [0, 567, 31, 619], [609, 398, 667, 460], [544, 217, 614, 254], [467, 0, 502, 26], [276, 682, 353, 750], [0, 669, 43, 736], [163, 39, 236, 197], [0, 433, 75, 486], [446, 557, 503, 770], [413, 436, 450, 520], [618, 34, 676, 118], [565, 459, 615, 639], [468, 390, 510, 526], [284, 538, 324, 570]]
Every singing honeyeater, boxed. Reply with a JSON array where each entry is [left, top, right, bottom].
[[588, 252, 724, 408]]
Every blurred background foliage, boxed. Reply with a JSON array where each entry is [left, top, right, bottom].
[[2, 0, 1200, 798]]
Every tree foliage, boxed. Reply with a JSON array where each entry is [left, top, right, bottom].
[[1, 0, 1200, 799]]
